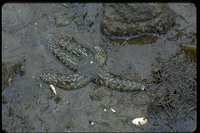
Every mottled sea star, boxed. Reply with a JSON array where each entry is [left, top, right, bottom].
[[38, 33, 145, 92]]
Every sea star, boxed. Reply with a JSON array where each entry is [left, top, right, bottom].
[[38, 33, 145, 92]]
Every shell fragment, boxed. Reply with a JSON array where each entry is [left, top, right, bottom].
[[131, 117, 148, 125], [111, 108, 116, 113], [50, 84, 57, 95]]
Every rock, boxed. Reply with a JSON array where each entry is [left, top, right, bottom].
[[2, 56, 26, 90], [180, 43, 196, 62], [101, 3, 176, 36], [54, 13, 71, 27]]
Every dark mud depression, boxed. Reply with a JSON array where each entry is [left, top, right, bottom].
[[2, 3, 196, 132]]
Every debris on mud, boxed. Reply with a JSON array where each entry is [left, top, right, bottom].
[[2, 56, 26, 90]]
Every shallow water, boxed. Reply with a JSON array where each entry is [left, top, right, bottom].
[[2, 3, 196, 132]]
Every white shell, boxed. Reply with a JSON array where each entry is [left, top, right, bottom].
[[111, 108, 116, 113], [50, 84, 57, 95], [131, 117, 148, 125]]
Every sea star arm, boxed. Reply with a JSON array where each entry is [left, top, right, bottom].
[[38, 72, 92, 90], [45, 34, 79, 71], [95, 70, 145, 92], [45, 33, 93, 58], [93, 46, 107, 68]]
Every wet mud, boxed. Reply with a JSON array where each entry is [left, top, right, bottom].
[[2, 3, 196, 132]]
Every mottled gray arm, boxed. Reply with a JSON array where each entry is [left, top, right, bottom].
[[95, 70, 145, 92], [38, 72, 92, 90]]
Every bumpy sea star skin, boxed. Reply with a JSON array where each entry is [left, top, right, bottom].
[[38, 33, 145, 92]]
